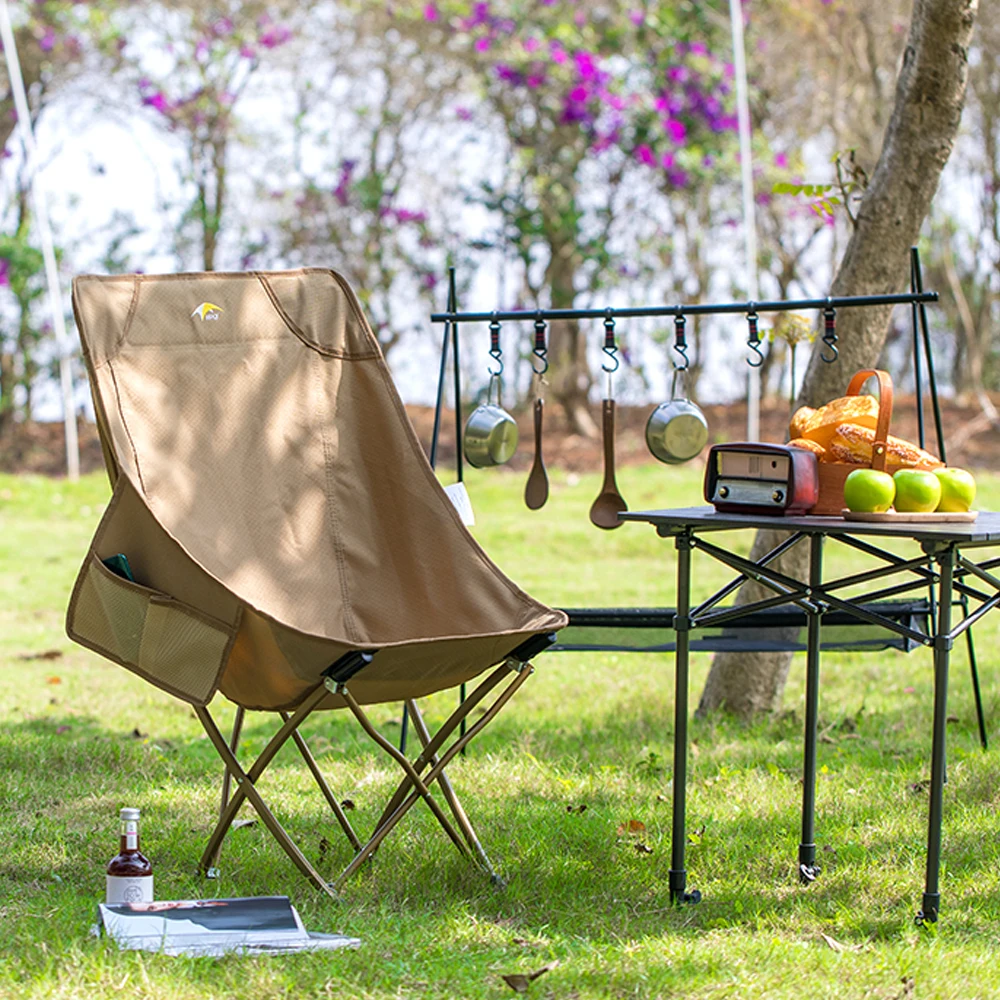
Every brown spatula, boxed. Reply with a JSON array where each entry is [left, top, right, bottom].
[[589, 399, 627, 529], [524, 398, 549, 510]]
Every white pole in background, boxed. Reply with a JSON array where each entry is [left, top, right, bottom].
[[729, 0, 761, 442], [0, 0, 80, 479]]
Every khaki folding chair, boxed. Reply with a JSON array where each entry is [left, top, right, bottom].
[[67, 269, 566, 897]]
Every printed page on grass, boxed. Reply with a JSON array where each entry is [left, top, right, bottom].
[[97, 896, 361, 957]]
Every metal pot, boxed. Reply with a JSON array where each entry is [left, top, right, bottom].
[[645, 368, 709, 465], [463, 375, 519, 468]]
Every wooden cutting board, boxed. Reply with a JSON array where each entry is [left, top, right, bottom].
[[842, 509, 978, 523]]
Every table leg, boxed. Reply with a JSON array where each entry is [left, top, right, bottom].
[[670, 531, 700, 904], [799, 533, 824, 884], [919, 543, 955, 924]]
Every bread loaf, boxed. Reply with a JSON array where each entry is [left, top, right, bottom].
[[827, 422, 944, 468], [789, 395, 880, 449], [789, 437, 826, 457]]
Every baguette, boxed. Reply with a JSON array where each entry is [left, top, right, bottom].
[[829, 422, 944, 468]]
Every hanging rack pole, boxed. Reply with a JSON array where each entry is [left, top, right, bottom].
[[910, 247, 946, 464], [449, 268, 464, 483], [429, 272, 453, 471], [431, 291, 937, 325], [910, 254, 927, 451]]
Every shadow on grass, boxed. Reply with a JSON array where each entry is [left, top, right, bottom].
[[2, 691, 999, 951]]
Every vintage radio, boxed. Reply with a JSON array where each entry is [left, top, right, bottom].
[[704, 442, 819, 516]]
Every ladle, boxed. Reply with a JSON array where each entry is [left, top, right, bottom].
[[589, 399, 627, 529], [524, 398, 549, 510]]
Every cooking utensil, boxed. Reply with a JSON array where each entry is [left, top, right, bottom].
[[645, 368, 709, 464], [463, 374, 518, 469], [589, 399, 627, 529], [524, 398, 549, 510]]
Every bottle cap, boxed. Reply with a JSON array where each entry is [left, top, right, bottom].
[[120, 807, 140, 821]]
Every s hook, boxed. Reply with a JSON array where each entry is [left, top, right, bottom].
[[488, 313, 504, 377], [746, 307, 764, 368], [601, 309, 620, 373], [673, 312, 690, 371], [820, 300, 839, 363], [532, 312, 549, 375]]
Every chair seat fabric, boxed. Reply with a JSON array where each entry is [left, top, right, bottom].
[[68, 269, 566, 709]]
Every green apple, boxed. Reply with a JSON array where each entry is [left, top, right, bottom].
[[843, 468, 895, 512], [893, 468, 942, 513], [934, 467, 976, 512]]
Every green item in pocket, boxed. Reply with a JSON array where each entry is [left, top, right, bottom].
[[103, 553, 135, 582]]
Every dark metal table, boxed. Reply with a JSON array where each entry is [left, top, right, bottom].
[[620, 506, 1000, 923]]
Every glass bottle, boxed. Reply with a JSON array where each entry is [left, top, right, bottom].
[[106, 807, 153, 904]]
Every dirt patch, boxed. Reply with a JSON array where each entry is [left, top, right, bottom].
[[2, 396, 997, 478]]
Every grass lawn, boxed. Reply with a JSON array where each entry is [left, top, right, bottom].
[[2, 462, 1000, 999]]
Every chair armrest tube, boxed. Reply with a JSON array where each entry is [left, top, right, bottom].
[[506, 632, 558, 664], [323, 650, 378, 685]]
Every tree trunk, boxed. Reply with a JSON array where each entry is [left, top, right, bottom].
[[545, 218, 598, 440], [698, 0, 977, 718]]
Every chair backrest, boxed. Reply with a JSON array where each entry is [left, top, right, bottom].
[[68, 269, 565, 709]]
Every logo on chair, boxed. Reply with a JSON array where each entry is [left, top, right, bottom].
[[191, 302, 224, 321]]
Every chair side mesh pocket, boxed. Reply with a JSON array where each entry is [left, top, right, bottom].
[[69, 554, 233, 705]]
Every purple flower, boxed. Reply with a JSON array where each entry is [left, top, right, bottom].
[[575, 51, 597, 80], [421, 273, 438, 290], [0, 258, 9, 287], [143, 92, 172, 115], [214, 17, 234, 36], [259, 25, 292, 49], [523, 37, 539, 53], [774, 152, 789, 168], [689, 42, 708, 56], [549, 42, 567, 64], [240, 44, 257, 59], [629, 10, 644, 25], [455, 106, 473, 120], [39, 27, 56, 52], [474, 36, 492, 52], [664, 118, 687, 143], [635, 144, 656, 167], [423, 3, 438, 20]]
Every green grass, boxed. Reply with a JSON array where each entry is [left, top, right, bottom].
[[3, 464, 1000, 998]]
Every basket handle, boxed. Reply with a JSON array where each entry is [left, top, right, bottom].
[[846, 368, 893, 472]]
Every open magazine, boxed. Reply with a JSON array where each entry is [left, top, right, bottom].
[[97, 896, 361, 957]]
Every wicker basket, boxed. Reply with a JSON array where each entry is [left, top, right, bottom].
[[810, 368, 902, 516]]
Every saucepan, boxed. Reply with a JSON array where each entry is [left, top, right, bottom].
[[463, 374, 519, 468], [645, 367, 709, 464]]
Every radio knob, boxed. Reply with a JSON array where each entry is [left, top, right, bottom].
[[719, 485, 729, 498], [772, 489, 784, 503]]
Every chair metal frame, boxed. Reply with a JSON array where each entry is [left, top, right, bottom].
[[200, 641, 550, 897]]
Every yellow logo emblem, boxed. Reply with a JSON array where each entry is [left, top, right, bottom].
[[191, 302, 223, 321]]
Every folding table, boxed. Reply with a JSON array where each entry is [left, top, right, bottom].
[[620, 506, 1000, 923]]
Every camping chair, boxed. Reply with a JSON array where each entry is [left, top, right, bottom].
[[67, 268, 567, 897]]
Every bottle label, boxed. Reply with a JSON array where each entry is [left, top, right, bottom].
[[106, 874, 153, 905], [124, 820, 138, 851]]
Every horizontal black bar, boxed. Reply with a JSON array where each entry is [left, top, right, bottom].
[[560, 600, 929, 631], [431, 291, 938, 325]]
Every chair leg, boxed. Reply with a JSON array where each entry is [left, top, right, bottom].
[[280, 711, 363, 850], [218, 705, 245, 817], [332, 660, 532, 890], [200, 686, 329, 872], [195, 705, 338, 900], [406, 699, 496, 877], [375, 662, 512, 830], [337, 685, 471, 857]]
